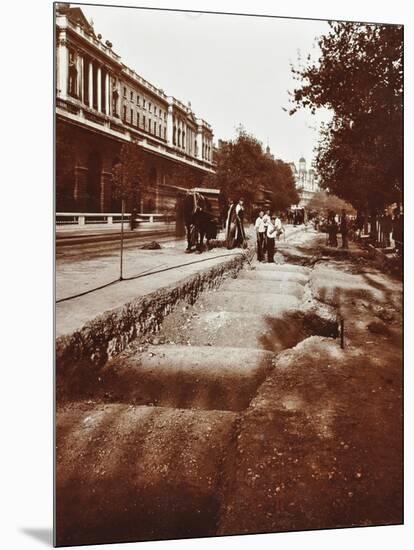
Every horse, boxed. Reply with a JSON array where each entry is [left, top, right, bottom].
[[182, 191, 218, 253]]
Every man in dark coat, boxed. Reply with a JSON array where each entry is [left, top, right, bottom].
[[392, 208, 403, 256]]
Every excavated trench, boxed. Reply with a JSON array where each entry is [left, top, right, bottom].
[[56, 254, 340, 546]]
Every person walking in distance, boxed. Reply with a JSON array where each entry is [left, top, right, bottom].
[[382, 211, 393, 248], [130, 206, 138, 231], [340, 209, 349, 249], [266, 215, 277, 263], [255, 210, 266, 261], [392, 207, 403, 256], [327, 211, 338, 247]]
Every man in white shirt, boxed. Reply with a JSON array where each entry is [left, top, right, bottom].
[[274, 214, 284, 240], [263, 208, 271, 228], [255, 210, 266, 261]]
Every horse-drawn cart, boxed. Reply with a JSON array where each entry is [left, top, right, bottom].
[[175, 187, 222, 253]]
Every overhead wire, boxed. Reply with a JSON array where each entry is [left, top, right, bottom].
[[56, 250, 248, 304]]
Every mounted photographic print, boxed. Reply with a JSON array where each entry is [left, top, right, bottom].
[[55, 2, 403, 546]]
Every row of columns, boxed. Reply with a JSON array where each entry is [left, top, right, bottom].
[[56, 30, 212, 163], [84, 59, 111, 114], [57, 30, 112, 116], [165, 97, 212, 162]]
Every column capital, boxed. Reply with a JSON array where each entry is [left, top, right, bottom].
[[57, 37, 69, 47]]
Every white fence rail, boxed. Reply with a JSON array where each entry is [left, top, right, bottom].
[[56, 212, 173, 226]]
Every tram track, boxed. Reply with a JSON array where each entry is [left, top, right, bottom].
[[56, 227, 176, 247]]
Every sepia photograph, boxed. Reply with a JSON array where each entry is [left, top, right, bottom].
[[54, 2, 403, 546]]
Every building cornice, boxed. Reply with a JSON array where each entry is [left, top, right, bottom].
[[56, 11, 212, 130], [120, 65, 169, 105], [56, 103, 215, 174], [57, 14, 123, 71]]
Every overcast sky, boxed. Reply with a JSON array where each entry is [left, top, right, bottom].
[[79, 3, 332, 168]]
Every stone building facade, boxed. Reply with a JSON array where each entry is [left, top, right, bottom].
[[55, 4, 215, 214], [289, 157, 320, 208]]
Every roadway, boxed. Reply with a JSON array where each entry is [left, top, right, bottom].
[[56, 224, 179, 262]]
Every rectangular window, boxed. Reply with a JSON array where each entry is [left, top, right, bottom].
[[137, 112, 140, 127], [130, 109, 133, 125], [123, 86, 127, 98], [159, 124, 162, 137], [143, 99, 146, 109], [137, 95, 140, 105], [149, 102, 152, 113], [130, 91, 133, 101], [123, 104, 127, 121], [143, 115, 146, 130], [164, 128, 166, 140]]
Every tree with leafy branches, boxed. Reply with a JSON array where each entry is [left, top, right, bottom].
[[289, 22, 403, 214], [111, 140, 146, 278], [307, 190, 355, 216], [211, 126, 298, 218]]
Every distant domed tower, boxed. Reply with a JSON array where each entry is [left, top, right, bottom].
[[299, 156, 306, 172]]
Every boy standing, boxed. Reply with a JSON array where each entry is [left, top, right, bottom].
[[255, 210, 266, 261], [266, 215, 277, 263], [274, 213, 284, 240], [340, 209, 348, 249]]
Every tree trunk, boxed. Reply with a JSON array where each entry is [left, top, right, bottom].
[[120, 198, 125, 280]]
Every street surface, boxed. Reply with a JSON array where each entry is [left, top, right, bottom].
[[55, 224, 302, 336], [55, 226, 402, 546], [56, 222, 176, 262]]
